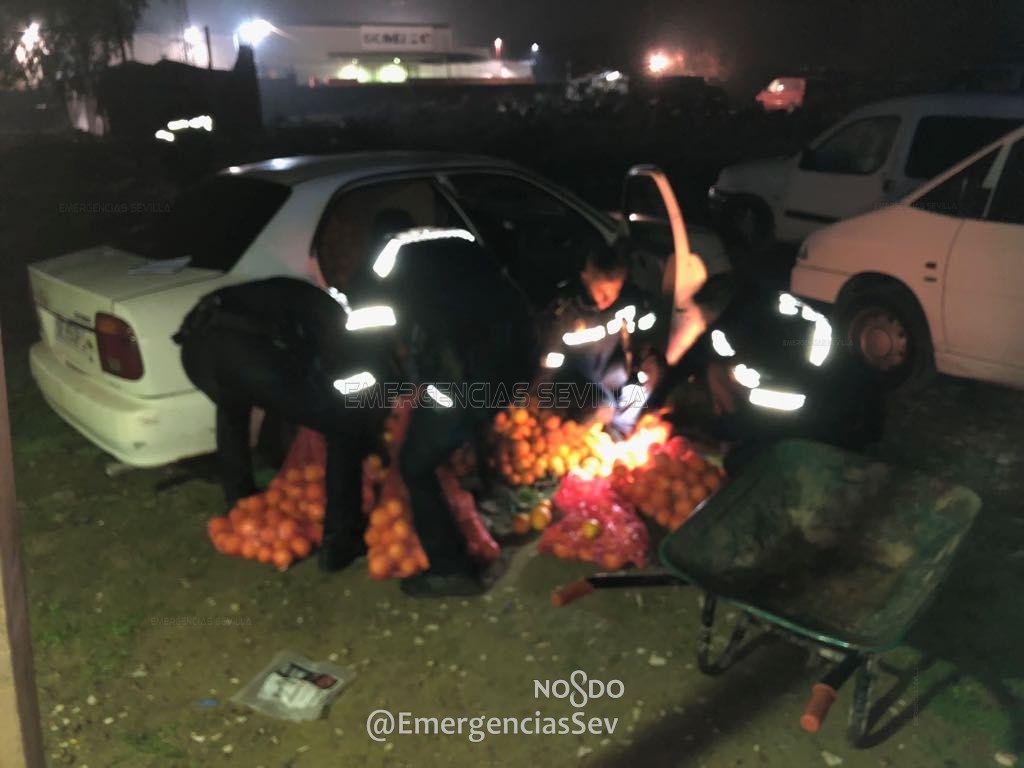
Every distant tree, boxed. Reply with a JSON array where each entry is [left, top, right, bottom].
[[0, 0, 147, 92]]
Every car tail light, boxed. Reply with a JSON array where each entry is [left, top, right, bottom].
[[95, 313, 144, 380]]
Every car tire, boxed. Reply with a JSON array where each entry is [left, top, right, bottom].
[[725, 198, 773, 252], [837, 284, 935, 391]]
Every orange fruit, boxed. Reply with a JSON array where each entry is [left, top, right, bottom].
[[521, 472, 536, 486], [689, 483, 709, 505], [655, 510, 671, 528], [512, 512, 532, 535], [286, 468, 303, 484], [272, 547, 294, 570], [305, 483, 325, 502], [398, 557, 419, 577], [552, 542, 573, 559], [259, 526, 278, 545], [228, 507, 246, 526], [208, 517, 231, 537], [277, 518, 299, 541], [257, 546, 273, 564], [415, 548, 429, 569], [601, 553, 625, 570], [284, 483, 303, 500], [511, 408, 529, 425], [264, 489, 283, 506], [384, 499, 404, 519], [365, 528, 381, 547], [703, 471, 722, 492], [289, 537, 312, 558], [386, 541, 406, 562], [303, 464, 325, 482], [392, 520, 412, 541], [221, 534, 242, 556], [530, 504, 553, 531], [368, 554, 390, 579], [306, 502, 325, 522], [265, 508, 283, 527], [278, 498, 298, 517], [307, 524, 323, 545], [241, 540, 260, 560], [236, 517, 260, 540], [211, 534, 229, 554], [494, 411, 509, 430], [544, 415, 561, 431], [238, 496, 262, 512], [580, 519, 602, 540]]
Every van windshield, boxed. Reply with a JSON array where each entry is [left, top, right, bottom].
[[112, 176, 292, 272], [905, 115, 1023, 180]]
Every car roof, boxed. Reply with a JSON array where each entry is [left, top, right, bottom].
[[220, 151, 521, 186], [848, 92, 1024, 121]]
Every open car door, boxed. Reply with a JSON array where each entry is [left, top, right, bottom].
[[621, 165, 709, 365]]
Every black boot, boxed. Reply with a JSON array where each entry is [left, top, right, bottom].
[[318, 534, 366, 573]]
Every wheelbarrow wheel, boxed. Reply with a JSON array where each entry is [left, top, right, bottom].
[[697, 594, 752, 675], [846, 658, 877, 747]]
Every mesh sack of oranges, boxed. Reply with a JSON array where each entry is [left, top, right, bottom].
[[491, 405, 604, 486], [362, 399, 500, 580], [609, 435, 725, 531], [538, 473, 649, 570], [206, 427, 327, 570]]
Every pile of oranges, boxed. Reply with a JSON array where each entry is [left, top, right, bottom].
[[491, 406, 603, 486], [206, 464, 326, 570], [609, 438, 724, 531], [364, 492, 430, 580]]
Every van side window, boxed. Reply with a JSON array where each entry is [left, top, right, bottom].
[[904, 116, 1023, 180], [987, 140, 1024, 225], [912, 148, 998, 219], [799, 116, 900, 175]]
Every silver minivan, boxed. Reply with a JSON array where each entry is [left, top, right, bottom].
[[709, 93, 1024, 246]]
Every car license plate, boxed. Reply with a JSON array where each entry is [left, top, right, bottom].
[[55, 317, 93, 355]]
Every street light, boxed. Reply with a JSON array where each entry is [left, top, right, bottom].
[[494, 37, 503, 59], [530, 42, 540, 54], [647, 50, 670, 75], [236, 17, 273, 47]]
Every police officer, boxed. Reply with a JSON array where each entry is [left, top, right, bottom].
[[174, 277, 391, 572], [346, 231, 538, 597], [536, 243, 663, 437]]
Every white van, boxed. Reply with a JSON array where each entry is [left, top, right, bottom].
[[709, 93, 1024, 246], [791, 124, 1024, 390]]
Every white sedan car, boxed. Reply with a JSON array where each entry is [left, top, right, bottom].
[[30, 153, 725, 467], [791, 125, 1024, 389]]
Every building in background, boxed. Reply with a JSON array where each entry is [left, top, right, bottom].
[[131, 22, 533, 85]]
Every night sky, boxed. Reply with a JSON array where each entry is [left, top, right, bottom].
[[146, 0, 1024, 89]]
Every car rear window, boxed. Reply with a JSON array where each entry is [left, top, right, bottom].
[[904, 115, 1023, 180], [117, 176, 291, 272]]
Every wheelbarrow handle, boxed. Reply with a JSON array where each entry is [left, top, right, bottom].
[[800, 683, 838, 733], [551, 578, 595, 607]]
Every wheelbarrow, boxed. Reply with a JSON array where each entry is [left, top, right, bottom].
[[552, 439, 980, 745]]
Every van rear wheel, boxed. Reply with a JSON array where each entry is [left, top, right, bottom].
[[837, 285, 934, 391]]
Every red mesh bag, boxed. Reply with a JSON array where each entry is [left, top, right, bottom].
[[539, 473, 649, 570]]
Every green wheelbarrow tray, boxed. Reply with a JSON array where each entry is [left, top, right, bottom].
[[658, 439, 981, 653]]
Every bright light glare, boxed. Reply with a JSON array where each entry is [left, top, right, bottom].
[[167, 118, 189, 131], [184, 25, 203, 47], [227, 165, 242, 174], [237, 18, 273, 47], [711, 329, 735, 357], [637, 370, 649, 384], [543, 352, 565, 369], [638, 312, 656, 331], [372, 228, 476, 278], [188, 114, 213, 131], [426, 385, 454, 408], [154, 129, 175, 142], [327, 287, 350, 313], [749, 388, 805, 411], [809, 315, 832, 366], [333, 371, 376, 394], [563, 325, 607, 347], [337, 62, 370, 82], [605, 70, 622, 82], [732, 364, 761, 389], [269, 157, 292, 170], [379, 62, 408, 83], [778, 292, 800, 316], [648, 51, 670, 74], [345, 305, 397, 331]]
